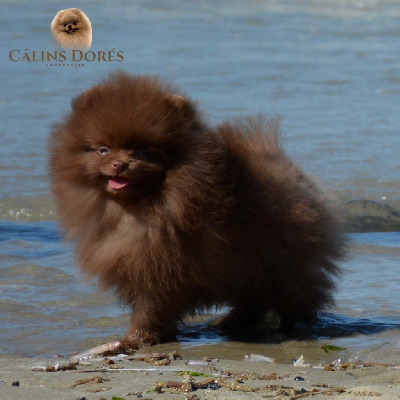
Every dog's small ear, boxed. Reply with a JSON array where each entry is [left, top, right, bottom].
[[72, 87, 97, 111], [163, 93, 188, 109]]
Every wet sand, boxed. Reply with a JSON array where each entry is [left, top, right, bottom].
[[1, 351, 400, 400]]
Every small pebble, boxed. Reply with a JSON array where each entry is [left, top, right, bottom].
[[207, 382, 219, 390], [186, 360, 209, 366], [11, 381, 19, 387], [294, 376, 305, 381], [78, 361, 92, 366], [31, 365, 47, 371]]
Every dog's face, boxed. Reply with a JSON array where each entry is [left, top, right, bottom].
[[52, 9, 88, 35], [50, 73, 203, 201], [83, 142, 169, 198], [51, 8, 92, 49], [62, 17, 80, 35]]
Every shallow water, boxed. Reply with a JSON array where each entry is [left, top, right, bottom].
[[1, 221, 399, 365], [1, 0, 399, 362]]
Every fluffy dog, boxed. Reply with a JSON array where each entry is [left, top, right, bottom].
[[49, 72, 346, 348], [51, 8, 92, 50]]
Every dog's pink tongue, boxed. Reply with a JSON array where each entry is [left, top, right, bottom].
[[109, 176, 130, 190]]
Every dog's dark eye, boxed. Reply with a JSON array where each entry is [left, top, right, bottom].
[[135, 149, 152, 160], [73, 21, 77, 25], [99, 147, 109, 155]]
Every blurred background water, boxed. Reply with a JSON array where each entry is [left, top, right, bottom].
[[0, 0, 399, 363]]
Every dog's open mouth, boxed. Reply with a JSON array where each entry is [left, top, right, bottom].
[[108, 176, 130, 190], [65, 28, 79, 34]]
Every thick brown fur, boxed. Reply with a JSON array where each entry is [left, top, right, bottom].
[[49, 71, 346, 347]]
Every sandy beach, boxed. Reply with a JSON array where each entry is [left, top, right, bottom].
[[1, 350, 400, 400]]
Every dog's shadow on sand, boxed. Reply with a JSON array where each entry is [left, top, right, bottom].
[[176, 312, 400, 345]]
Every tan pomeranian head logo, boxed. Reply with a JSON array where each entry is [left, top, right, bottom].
[[51, 8, 92, 50]]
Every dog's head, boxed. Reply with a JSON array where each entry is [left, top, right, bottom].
[[51, 8, 92, 49], [49, 72, 205, 201]]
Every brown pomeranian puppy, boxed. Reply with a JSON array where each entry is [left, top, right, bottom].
[[49, 71, 346, 348]]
